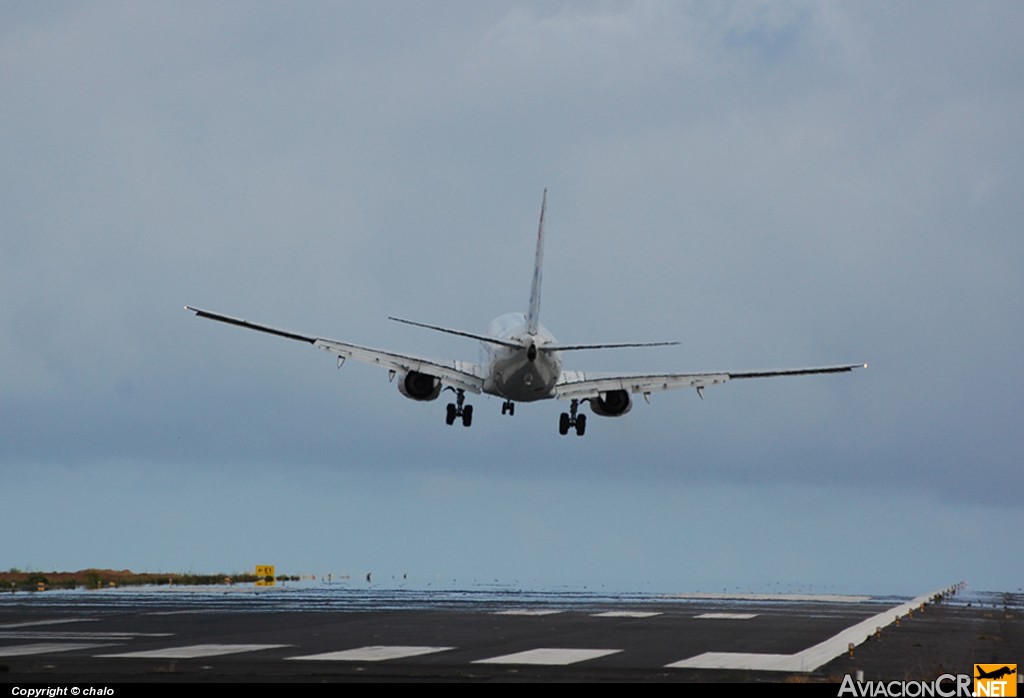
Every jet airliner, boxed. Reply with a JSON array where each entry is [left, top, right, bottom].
[[186, 190, 865, 436]]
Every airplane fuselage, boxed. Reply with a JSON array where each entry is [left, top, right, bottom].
[[482, 312, 562, 402]]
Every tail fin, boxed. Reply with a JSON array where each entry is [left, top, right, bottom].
[[527, 189, 547, 336]]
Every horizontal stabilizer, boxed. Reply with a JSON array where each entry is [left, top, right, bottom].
[[388, 316, 524, 349], [545, 340, 680, 352]]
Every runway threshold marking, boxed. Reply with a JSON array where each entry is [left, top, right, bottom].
[[100, 643, 289, 659], [694, 613, 759, 620], [666, 586, 950, 673], [289, 646, 454, 662], [474, 648, 622, 665], [0, 643, 118, 657], [592, 611, 662, 618]]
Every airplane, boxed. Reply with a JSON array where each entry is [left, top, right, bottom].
[[976, 666, 1017, 681], [186, 190, 865, 436]]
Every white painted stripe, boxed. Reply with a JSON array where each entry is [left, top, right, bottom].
[[492, 609, 563, 616], [663, 593, 871, 602], [0, 618, 97, 629], [474, 648, 622, 665], [0, 631, 172, 640], [668, 652, 799, 671], [100, 643, 288, 659], [667, 585, 953, 673], [592, 611, 662, 618], [0, 643, 117, 657], [289, 646, 453, 662], [694, 613, 758, 620]]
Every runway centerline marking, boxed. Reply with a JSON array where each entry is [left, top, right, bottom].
[[592, 611, 662, 618], [100, 643, 289, 659], [474, 648, 622, 665], [492, 609, 563, 616], [289, 646, 454, 662]]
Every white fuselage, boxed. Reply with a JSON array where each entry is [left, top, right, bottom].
[[481, 312, 563, 402]]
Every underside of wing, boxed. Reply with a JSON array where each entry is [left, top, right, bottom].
[[312, 339, 485, 394], [555, 363, 866, 401], [185, 306, 486, 395], [555, 371, 730, 400]]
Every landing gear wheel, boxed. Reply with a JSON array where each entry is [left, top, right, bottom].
[[501, 400, 515, 416], [558, 399, 586, 436], [444, 388, 472, 428]]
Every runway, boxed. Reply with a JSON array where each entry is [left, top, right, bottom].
[[0, 583, 1018, 682]]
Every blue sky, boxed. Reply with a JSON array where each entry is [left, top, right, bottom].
[[2, 1, 1021, 596]]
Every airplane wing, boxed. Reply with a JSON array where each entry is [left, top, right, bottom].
[[554, 364, 866, 401], [185, 306, 486, 395]]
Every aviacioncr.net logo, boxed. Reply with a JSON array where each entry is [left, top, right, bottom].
[[974, 664, 1017, 697], [838, 674, 971, 697]]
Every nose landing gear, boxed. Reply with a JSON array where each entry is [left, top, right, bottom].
[[501, 400, 515, 416]]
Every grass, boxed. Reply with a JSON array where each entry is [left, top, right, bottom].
[[0, 568, 299, 591]]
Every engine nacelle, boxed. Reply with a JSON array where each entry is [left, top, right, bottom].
[[589, 389, 632, 417], [398, 371, 442, 401]]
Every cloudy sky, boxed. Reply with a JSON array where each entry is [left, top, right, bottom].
[[2, 2, 1021, 596]]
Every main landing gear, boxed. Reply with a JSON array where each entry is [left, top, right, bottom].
[[445, 388, 473, 427], [558, 399, 586, 437], [501, 400, 515, 416]]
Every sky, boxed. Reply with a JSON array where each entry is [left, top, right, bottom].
[[2, 1, 1021, 596]]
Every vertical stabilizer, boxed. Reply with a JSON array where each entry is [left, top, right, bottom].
[[527, 189, 547, 336]]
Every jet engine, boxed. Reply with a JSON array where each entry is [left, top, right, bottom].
[[398, 370, 442, 401], [589, 389, 632, 417]]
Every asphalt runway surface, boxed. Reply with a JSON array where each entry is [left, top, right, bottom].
[[0, 583, 1019, 683]]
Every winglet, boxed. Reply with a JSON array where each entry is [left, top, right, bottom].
[[527, 189, 547, 337]]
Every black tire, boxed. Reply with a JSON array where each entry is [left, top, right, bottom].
[[575, 413, 587, 436], [559, 413, 570, 435], [462, 404, 473, 427], [446, 403, 457, 425]]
